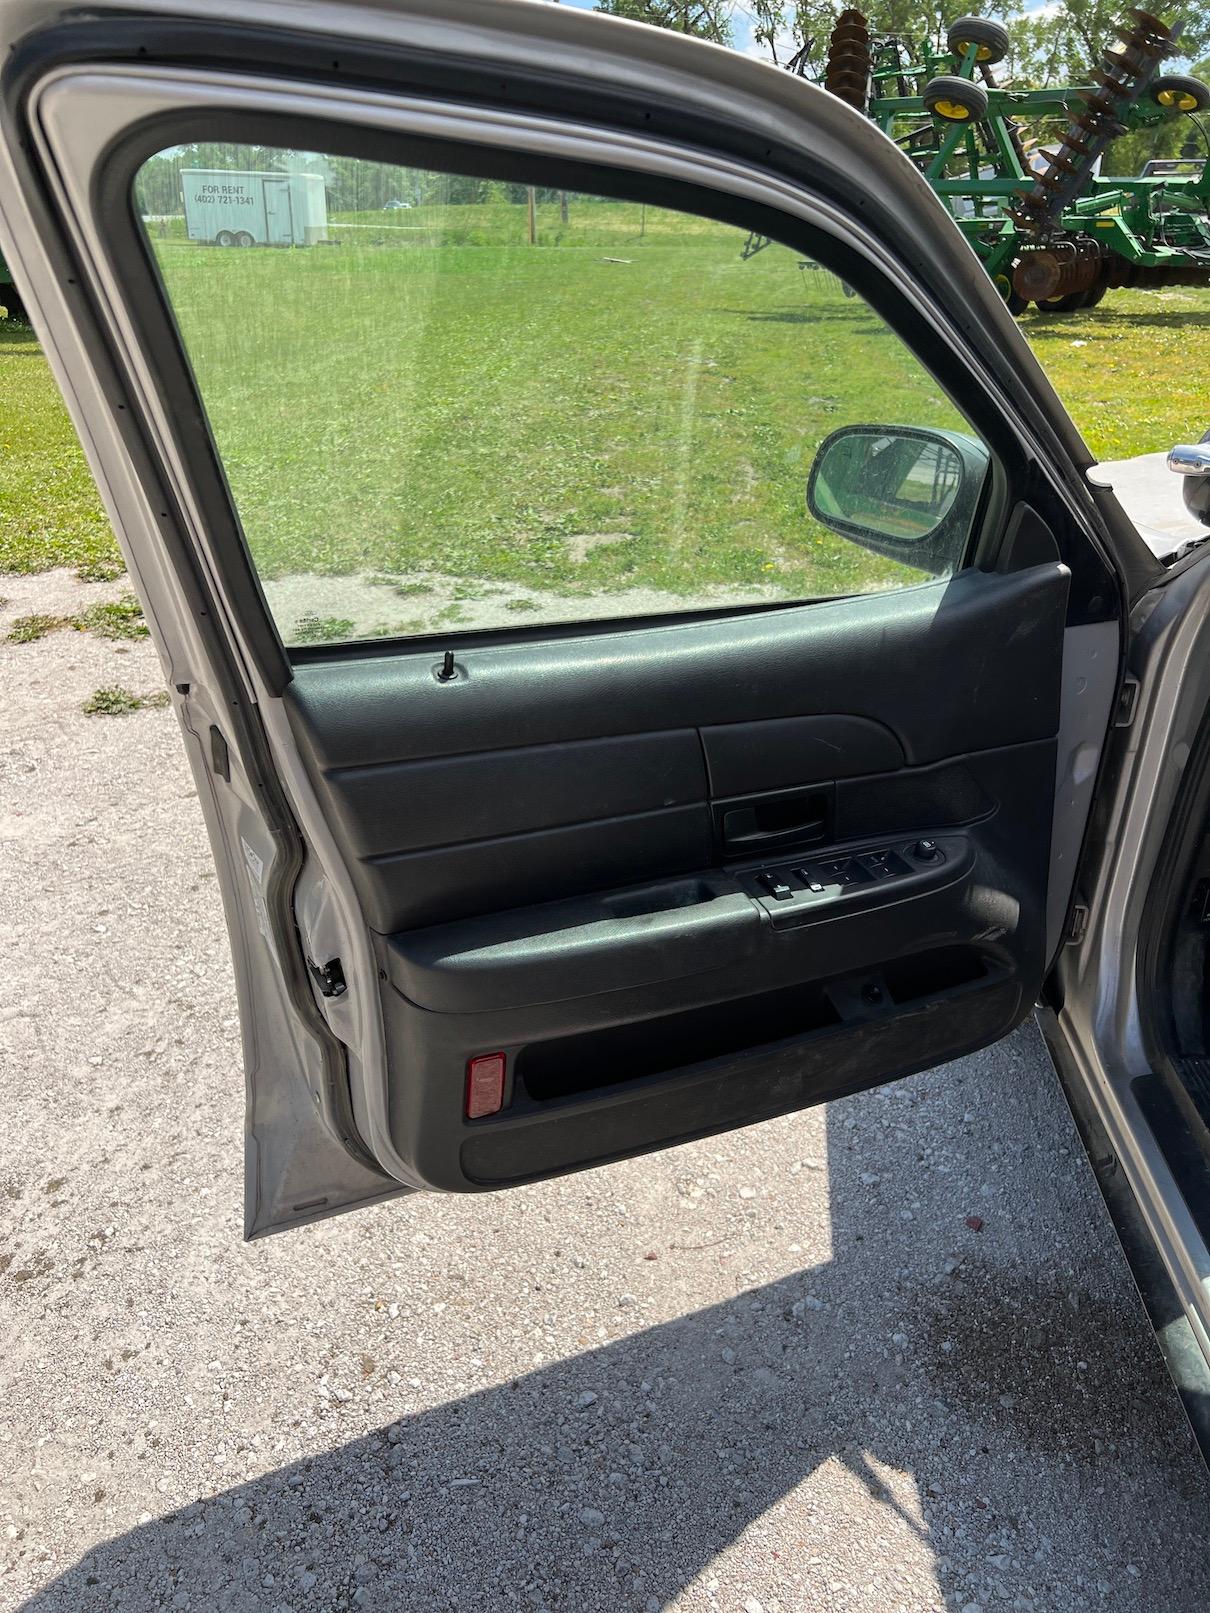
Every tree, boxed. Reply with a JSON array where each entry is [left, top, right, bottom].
[[1005, 3, 1209, 89], [594, 1, 733, 43]]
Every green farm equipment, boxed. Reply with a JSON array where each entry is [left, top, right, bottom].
[[0, 248, 26, 322], [811, 8, 1210, 312]]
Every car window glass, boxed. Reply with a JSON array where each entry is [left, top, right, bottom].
[[136, 143, 991, 648]]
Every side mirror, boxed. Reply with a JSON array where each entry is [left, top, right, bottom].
[[1168, 432, 1210, 528], [807, 425, 990, 576]]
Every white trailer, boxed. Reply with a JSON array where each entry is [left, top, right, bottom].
[[180, 170, 327, 247]]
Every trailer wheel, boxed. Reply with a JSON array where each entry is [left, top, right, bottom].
[[234, 231, 255, 247], [214, 229, 235, 247], [947, 17, 1010, 66], [1151, 74, 1210, 113], [922, 75, 989, 122]]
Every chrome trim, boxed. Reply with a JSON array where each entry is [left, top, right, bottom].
[[1168, 443, 1210, 478]]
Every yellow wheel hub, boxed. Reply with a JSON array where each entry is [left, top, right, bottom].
[[933, 98, 973, 120], [955, 41, 993, 60], [1158, 87, 1199, 110]]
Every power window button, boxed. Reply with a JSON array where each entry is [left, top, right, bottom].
[[858, 850, 893, 879], [758, 873, 794, 901]]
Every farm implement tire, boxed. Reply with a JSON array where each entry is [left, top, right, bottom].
[[1034, 290, 1098, 313], [1151, 74, 1210, 113], [923, 75, 989, 123], [947, 17, 1010, 66], [0, 284, 27, 323], [992, 274, 1028, 316]]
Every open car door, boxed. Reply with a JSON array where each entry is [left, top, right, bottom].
[[0, 0, 1164, 1237]]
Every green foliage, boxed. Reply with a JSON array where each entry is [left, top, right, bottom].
[[595, 1, 733, 42], [6, 595, 146, 642], [0, 323, 118, 575], [74, 556, 126, 583], [8, 612, 64, 643], [1003, 4, 1207, 90], [81, 686, 169, 716], [71, 595, 148, 640]]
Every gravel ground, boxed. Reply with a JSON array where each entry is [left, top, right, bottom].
[[3, 569, 1210, 1613]]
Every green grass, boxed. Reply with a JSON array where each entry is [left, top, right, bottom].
[[3, 195, 1210, 635], [7, 611, 64, 644], [5, 593, 147, 644], [1016, 287, 1210, 460], [81, 685, 169, 716], [72, 595, 149, 640], [0, 322, 117, 576], [149, 202, 961, 619]]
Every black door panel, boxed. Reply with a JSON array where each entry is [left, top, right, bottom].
[[280, 566, 1065, 1190], [285, 565, 1068, 933], [285, 565, 1067, 770], [457, 967, 1021, 1186]]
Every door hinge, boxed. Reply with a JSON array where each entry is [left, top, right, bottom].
[[307, 956, 347, 998], [1066, 904, 1089, 945], [1113, 674, 1140, 728]]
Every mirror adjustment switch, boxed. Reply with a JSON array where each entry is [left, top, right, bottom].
[[758, 873, 794, 901]]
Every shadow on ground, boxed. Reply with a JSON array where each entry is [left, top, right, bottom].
[[19, 1060, 1209, 1613]]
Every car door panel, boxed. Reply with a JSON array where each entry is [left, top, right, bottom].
[[285, 564, 1069, 934], [272, 564, 1065, 1191], [399, 944, 1025, 1189]]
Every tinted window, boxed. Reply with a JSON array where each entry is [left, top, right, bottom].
[[137, 145, 988, 647]]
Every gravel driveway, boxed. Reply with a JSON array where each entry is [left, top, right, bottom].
[[3, 570, 1209, 1613]]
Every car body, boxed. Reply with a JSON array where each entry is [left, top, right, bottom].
[[2, 0, 1209, 1456]]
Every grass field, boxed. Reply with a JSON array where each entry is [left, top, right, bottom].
[[4, 195, 1209, 640]]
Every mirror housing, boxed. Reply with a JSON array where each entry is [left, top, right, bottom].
[[807, 425, 990, 577], [1168, 432, 1210, 528]]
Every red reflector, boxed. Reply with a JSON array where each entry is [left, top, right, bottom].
[[466, 1052, 507, 1119]]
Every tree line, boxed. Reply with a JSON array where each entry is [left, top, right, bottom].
[[135, 147, 574, 216]]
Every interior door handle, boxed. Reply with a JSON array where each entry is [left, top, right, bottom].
[[721, 804, 827, 853]]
